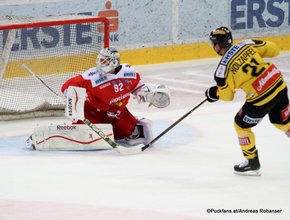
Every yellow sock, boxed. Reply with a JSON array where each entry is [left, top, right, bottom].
[[234, 122, 257, 159], [273, 121, 290, 138]]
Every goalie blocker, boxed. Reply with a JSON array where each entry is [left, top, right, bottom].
[[26, 124, 114, 151]]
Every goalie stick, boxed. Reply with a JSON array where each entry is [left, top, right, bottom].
[[21, 64, 138, 155]]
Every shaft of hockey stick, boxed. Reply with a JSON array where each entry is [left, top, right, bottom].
[[21, 64, 136, 155], [82, 118, 140, 154], [140, 97, 208, 152], [22, 64, 61, 97]]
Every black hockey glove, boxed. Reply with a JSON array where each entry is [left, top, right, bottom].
[[205, 86, 219, 102]]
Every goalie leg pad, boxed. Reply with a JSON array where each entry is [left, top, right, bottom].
[[116, 117, 153, 146], [26, 124, 113, 151]]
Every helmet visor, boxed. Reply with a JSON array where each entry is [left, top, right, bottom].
[[209, 36, 218, 47]]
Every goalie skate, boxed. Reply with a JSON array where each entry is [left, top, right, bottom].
[[115, 117, 153, 147]]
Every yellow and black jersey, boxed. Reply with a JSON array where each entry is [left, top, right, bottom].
[[214, 39, 287, 106]]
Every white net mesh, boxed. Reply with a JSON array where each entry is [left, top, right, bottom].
[[0, 16, 108, 120]]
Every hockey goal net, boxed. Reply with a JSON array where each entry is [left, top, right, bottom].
[[0, 16, 109, 120]]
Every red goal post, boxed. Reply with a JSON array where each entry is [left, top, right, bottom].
[[0, 16, 110, 120]]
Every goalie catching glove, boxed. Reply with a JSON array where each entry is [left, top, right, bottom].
[[135, 84, 170, 108]]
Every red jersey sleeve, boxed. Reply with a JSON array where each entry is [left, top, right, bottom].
[[61, 75, 85, 93], [131, 72, 145, 94]]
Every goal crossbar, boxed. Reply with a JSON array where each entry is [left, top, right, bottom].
[[0, 16, 110, 48]]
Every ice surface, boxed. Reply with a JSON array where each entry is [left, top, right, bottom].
[[0, 54, 290, 220]]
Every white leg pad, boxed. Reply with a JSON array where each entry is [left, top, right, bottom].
[[26, 124, 114, 151], [138, 117, 153, 144], [117, 117, 153, 146]]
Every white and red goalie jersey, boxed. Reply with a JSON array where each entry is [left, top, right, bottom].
[[61, 64, 144, 111]]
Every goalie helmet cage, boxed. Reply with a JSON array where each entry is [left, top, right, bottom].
[[0, 16, 110, 120]]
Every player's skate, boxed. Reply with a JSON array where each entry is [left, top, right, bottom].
[[234, 154, 261, 176]]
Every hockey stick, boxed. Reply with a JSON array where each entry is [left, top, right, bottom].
[[133, 97, 208, 153], [21, 64, 135, 155], [82, 118, 140, 154], [22, 64, 60, 97]]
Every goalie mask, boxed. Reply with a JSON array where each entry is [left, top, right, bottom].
[[96, 47, 120, 73]]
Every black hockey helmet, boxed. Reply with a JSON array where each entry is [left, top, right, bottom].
[[209, 26, 233, 48]]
